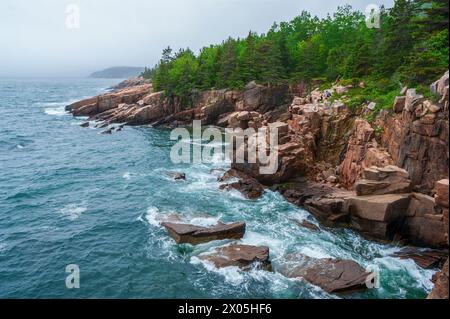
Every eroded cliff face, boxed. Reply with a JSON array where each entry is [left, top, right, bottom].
[[67, 73, 449, 245], [380, 72, 449, 194], [68, 72, 449, 298]]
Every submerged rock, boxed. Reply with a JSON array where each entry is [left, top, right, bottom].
[[295, 219, 320, 232], [100, 128, 113, 135], [162, 221, 246, 245], [168, 172, 186, 181], [199, 244, 272, 271], [277, 254, 371, 294]]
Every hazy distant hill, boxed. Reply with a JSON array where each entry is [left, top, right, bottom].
[[89, 66, 145, 79]]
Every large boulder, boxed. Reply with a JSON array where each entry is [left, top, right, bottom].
[[199, 245, 272, 271], [401, 214, 448, 248], [162, 221, 246, 245], [345, 194, 411, 239], [355, 166, 412, 196], [435, 179, 449, 208], [277, 254, 371, 294]]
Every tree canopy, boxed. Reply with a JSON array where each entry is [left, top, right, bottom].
[[143, 1, 448, 106]]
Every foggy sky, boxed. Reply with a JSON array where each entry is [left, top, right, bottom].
[[0, 0, 394, 77]]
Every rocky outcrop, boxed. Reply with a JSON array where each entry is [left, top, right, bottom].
[[67, 84, 152, 117], [231, 121, 307, 185], [110, 77, 151, 91], [199, 244, 272, 271], [339, 119, 393, 188], [277, 254, 371, 294], [218, 169, 264, 199], [290, 166, 448, 247], [161, 221, 246, 245], [428, 258, 449, 299], [239, 81, 290, 113], [381, 72, 449, 193]]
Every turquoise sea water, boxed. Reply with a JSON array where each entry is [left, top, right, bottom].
[[0, 78, 436, 298]]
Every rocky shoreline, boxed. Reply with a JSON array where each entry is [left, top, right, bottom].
[[66, 72, 449, 298]]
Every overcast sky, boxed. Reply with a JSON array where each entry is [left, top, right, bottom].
[[0, 0, 394, 77]]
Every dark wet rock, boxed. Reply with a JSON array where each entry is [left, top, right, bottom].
[[277, 254, 371, 294], [162, 221, 246, 245], [199, 244, 272, 271], [168, 172, 186, 181], [393, 248, 448, 269], [100, 128, 113, 135], [96, 122, 109, 128], [80, 121, 89, 128], [294, 219, 320, 232], [428, 258, 449, 299], [219, 169, 264, 199]]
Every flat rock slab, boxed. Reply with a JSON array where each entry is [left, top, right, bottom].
[[200, 244, 272, 271], [393, 248, 448, 269], [277, 254, 371, 294], [162, 221, 245, 245], [345, 194, 411, 223]]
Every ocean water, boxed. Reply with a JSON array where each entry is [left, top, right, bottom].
[[0, 78, 436, 299]]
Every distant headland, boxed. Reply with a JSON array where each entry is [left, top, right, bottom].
[[88, 66, 145, 79]]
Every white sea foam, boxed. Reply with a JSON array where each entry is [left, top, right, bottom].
[[144, 206, 164, 227], [59, 204, 87, 221], [16, 144, 24, 149], [44, 106, 68, 116], [375, 256, 435, 291], [297, 246, 332, 259], [243, 231, 286, 257], [191, 256, 246, 285], [122, 172, 131, 180], [0, 241, 8, 253], [189, 215, 221, 227]]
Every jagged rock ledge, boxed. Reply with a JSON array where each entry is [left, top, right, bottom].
[[67, 72, 449, 298]]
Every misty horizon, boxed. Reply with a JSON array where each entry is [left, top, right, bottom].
[[1, 0, 394, 78]]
